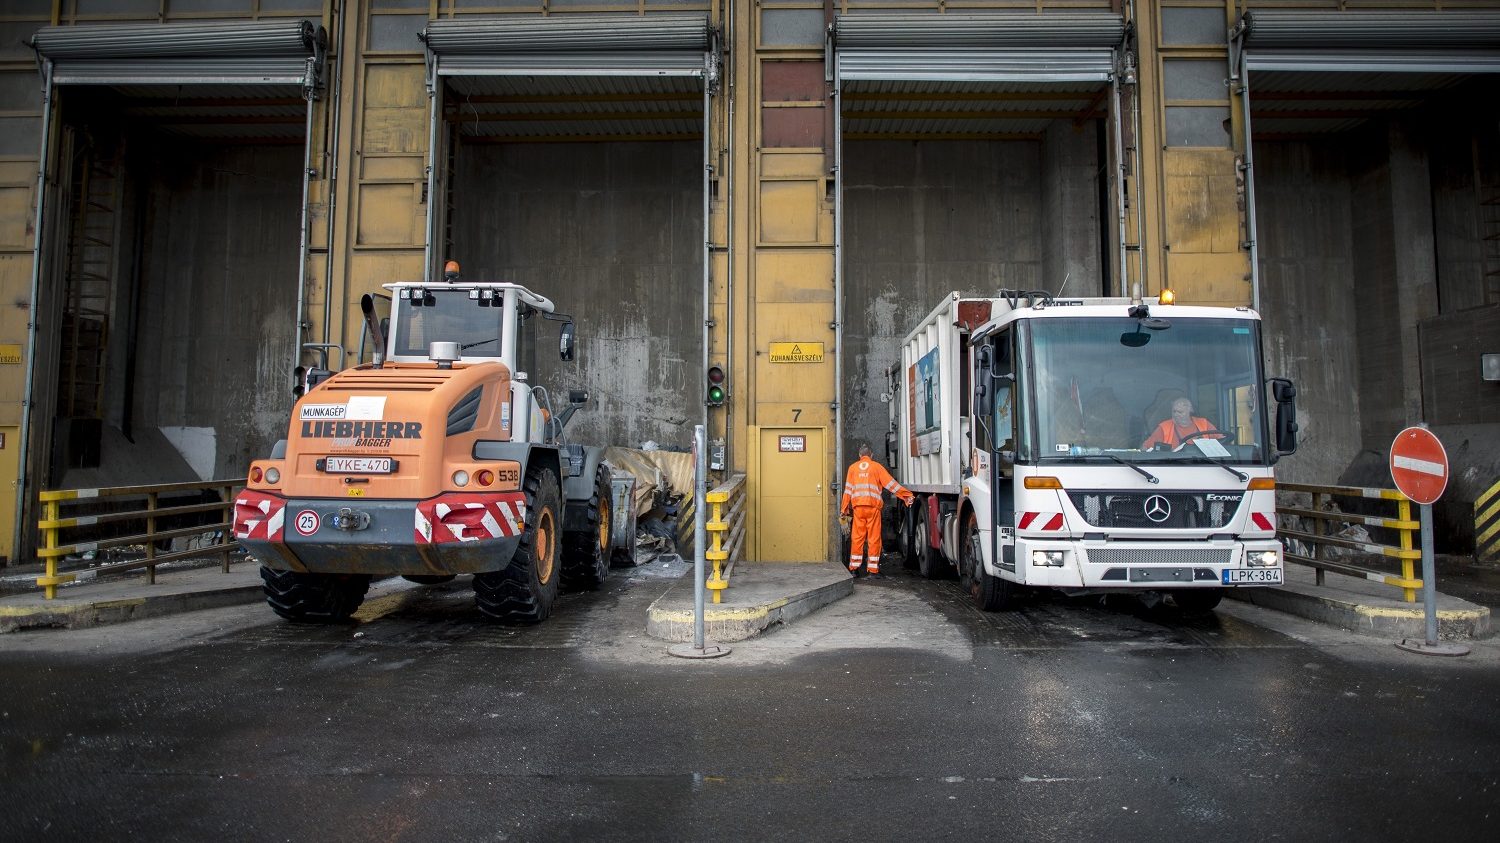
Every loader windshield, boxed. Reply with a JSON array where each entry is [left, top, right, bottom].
[[1021, 316, 1269, 465], [391, 289, 505, 359]]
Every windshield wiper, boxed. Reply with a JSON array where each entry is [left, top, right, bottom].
[[460, 337, 498, 351], [1180, 455, 1249, 483], [1055, 454, 1159, 485]]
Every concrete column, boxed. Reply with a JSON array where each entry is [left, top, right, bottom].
[[1351, 119, 1439, 449], [1041, 121, 1102, 296]]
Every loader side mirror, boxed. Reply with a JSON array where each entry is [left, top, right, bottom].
[[559, 321, 576, 362]]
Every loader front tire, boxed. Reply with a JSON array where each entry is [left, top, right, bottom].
[[474, 467, 562, 624], [261, 567, 370, 623], [562, 465, 612, 591]]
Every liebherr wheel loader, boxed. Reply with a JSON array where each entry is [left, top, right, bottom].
[[233, 262, 613, 624]]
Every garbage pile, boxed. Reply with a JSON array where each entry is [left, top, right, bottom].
[[604, 445, 696, 566]]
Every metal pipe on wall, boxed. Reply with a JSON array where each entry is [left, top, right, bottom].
[[832, 62, 845, 510], [1111, 68, 1129, 297], [702, 76, 712, 440], [723, 0, 734, 470], [422, 56, 442, 284], [321, 18, 343, 357], [14, 62, 55, 561], [293, 88, 315, 376], [1238, 62, 1262, 312]]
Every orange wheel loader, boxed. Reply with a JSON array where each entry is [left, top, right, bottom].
[[233, 262, 615, 624]]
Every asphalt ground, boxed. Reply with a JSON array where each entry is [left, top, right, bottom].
[[2, 563, 1498, 841]]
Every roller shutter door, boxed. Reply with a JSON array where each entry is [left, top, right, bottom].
[[31, 20, 326, 89], [831, 12, 1125, 84]]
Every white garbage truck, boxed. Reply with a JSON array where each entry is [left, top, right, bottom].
[[885, 289, 1299, 613]]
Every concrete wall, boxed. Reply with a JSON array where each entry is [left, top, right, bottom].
[[130, 141, 302, 479], [450, 141, 704, 451], [1253, 138, 1363, 485], [1257, 111, 1500, 550], [839, 135, 1102, 466]]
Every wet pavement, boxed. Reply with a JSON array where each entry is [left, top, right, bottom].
[[3, 564, 1498, 840]]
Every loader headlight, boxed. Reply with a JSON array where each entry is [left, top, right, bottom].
[[264, 467, 280, 485], [453, 470, 470, 487], [1249, 550, 1278, 568], [1032, 550, 1065, 567]]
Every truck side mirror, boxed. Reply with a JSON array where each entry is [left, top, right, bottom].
[[559, 321, 576, 362], [1269, 377, 1298, 455], [974, 344, 994, 414]]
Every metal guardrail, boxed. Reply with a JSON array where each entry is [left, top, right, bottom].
[[1276, 481, 1422, 602], [36, 479, 244, 599], [704, 474, 747, 603]]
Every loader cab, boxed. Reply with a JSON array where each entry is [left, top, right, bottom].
[[381, 279, 568, 369]]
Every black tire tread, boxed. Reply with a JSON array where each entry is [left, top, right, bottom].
[[562, 466, 612, 591], [474, 467, 561, 625], [261, 566, 370, 623], [962, 512, 1017, 611]]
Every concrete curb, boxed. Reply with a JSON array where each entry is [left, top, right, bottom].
[[646, 565, 854, 643], [1228, 586, 1491, 640], [0, 584, 264, 633]]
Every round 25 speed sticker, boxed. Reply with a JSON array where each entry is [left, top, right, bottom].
[[294, 510, 320, 537]]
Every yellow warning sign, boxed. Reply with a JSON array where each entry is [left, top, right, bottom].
[[0, 344, 21, 365], [769, 342, 824, 363]]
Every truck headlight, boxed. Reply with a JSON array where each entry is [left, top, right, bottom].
[[1248, 550, 1278, 568], [264, 467, 280, 485], [452, 470, 470, 487], [1032, 550, 1065, 567]]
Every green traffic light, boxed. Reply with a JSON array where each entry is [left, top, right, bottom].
[[708, 385, 725, 404]]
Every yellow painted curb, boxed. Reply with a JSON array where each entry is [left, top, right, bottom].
[[1354, 605, 1488, 621], [648, 597, 791, 624]]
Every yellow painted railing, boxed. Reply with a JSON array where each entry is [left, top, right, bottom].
[[704, 474, 747, 603], [1276, 482, 1423, 602], [36, 479, 244, 599]]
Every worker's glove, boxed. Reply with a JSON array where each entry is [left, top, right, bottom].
[[839, 513, 852, 533], [903, 497, 915, 507]]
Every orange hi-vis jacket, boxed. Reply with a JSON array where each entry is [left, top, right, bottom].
[[1141, 416, 1214, 449], [841, 458, 914, 512]]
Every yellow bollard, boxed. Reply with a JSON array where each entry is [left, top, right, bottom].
[[1398, 497, 1416, 603], [35, 496, 76, 600], [705, 494, 729, 603]]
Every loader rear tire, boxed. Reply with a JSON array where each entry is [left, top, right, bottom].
[[261, 567, 370, 623], [562, 465, 612, 591], [474, 467, 562, 624]]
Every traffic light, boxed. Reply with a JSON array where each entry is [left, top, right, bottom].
[[706, 364, 726, 406]]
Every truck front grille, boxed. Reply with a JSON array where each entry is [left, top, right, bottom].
[[1067, 491, 1241, 529], [1085, 548, 1233, 567]]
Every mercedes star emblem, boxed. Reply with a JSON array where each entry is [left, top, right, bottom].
[[1143, 494, 1172, 523]]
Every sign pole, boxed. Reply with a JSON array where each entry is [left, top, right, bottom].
[[668, 424, 730, 659], [1390, 426, 1468, 657], [1421, 502, 1437, 646]]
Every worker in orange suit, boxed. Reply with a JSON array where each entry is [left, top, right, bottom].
[[841, 444, 915, 578]]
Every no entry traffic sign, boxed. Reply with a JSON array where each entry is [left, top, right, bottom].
[[1390, 427, 1449, 505]]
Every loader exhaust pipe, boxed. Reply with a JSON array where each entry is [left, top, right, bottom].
[[360, 294, 386, 368]]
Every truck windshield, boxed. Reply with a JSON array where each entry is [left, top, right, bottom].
[[1024, 316, 1268, 465], [391, 291, 504, 358]]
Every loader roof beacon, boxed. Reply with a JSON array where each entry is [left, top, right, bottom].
[[885, 289, 1300, 615], [234, 261, 621, 624]]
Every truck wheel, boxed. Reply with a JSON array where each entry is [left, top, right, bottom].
[[900, 506, 919, 571], [917, 508, 951, 580], [474, 467, 562, 624], [563, 465, 612, 591], [1170, 588, 1223, 616], [961, 512, 1017, 611], [261, 567, 371, 623]]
